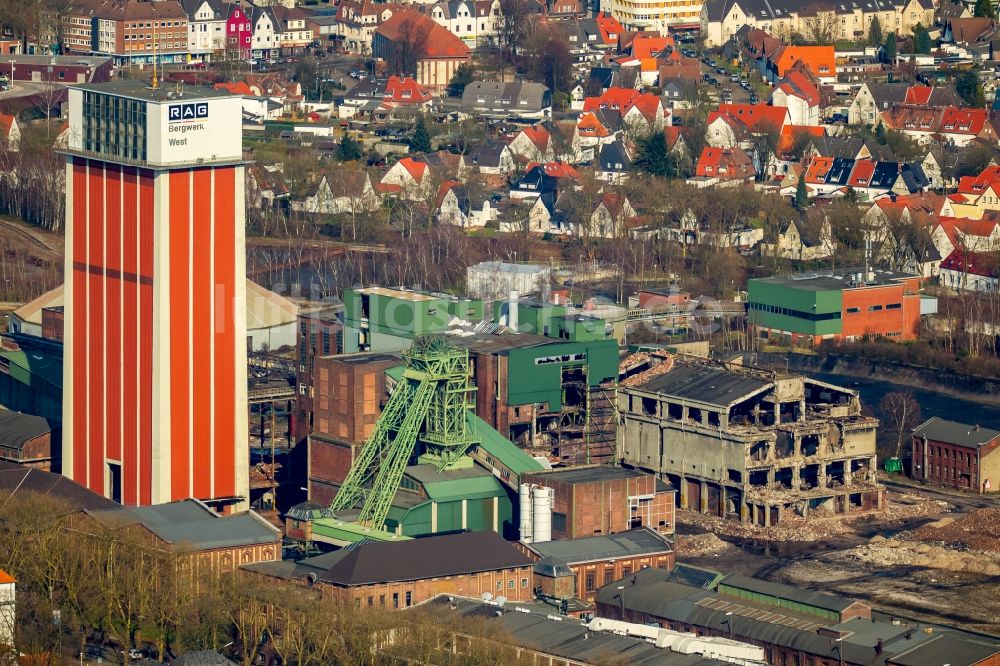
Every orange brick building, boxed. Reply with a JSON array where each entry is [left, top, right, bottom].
[[520, 465, 675, 539], [748, 270, 931, 346]]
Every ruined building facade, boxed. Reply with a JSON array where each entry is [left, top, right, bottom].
[[617, 361, 882, 526]]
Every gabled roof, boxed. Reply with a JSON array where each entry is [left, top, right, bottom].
[[940, 248, 1000, 278], [0, 461, 119, 511], [775, 68, 820, 106], [708, 103, 788, 134], [595, 12, 622, 45], [599, 138, 632, 173], [946, 17, 996, 44], [770, 45, 835, 77], [629, 34, 672, 59], [519, 124, 550, 152], [804, 156, 834, 184], [396, 156, 428, 182], [582, 87, 661, 123], [468, 140, 511, 168], [848, 159, 877, 188], [938, 106, 990, 136], [526, 161, 579, 179], [527, 527, 671, 568], [776, 125, 824, 156]]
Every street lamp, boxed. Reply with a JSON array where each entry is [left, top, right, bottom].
[[723, 611, 733, 640], [835, 636, 844, 666]]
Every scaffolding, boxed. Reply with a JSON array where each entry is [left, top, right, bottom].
[[329, 336, 478, 529]]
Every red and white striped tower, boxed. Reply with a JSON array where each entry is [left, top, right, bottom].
[[62, 81, 249, 508]]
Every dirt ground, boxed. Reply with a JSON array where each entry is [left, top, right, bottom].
[[676, 493, 1000, 635]]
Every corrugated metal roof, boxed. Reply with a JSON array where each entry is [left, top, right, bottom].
[[529, 527, 672, 567], [719, 573, 855, 613]]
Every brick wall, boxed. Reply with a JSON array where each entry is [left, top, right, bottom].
[[326, 564, 534, 610], [571, 553, 674, 602], [308, 435, 359, 494]]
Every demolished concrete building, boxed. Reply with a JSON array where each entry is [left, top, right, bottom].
[[617, 360, 882, 526]]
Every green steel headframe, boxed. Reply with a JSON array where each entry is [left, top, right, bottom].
[[329, 336, 478, 529]]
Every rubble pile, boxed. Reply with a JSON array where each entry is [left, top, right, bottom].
[[851, 535, 1000, 574], [676, 532, 731, 556], [914, 508, 1000, 551], [619, 351, 674, 388]]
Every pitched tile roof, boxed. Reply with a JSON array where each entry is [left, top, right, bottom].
[[708, 103, 788, 134], [771, 45, 835, 78]]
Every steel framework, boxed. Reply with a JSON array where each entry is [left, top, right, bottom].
[[329, 336, 477, 529]]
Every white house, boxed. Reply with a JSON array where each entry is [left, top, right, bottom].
[[183, 0, 228, 61], [250, 6, 281, 59]]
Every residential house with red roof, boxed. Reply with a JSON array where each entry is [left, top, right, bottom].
[[706, 103, 790, 155], [769, 67, 821, 126], [663, 126, 688, 161], [382, 76, 434, 108], [691, 146, 756, 187], [582, 87, 668, 134], [378, 156, 435, 199], [766, 46, 835, 84], [0, 567, 13, 649], [374, 9, 471, 91], [509, 124, 555, 162]]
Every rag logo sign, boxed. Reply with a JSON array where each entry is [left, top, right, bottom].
[[168, 103, 209, 122]]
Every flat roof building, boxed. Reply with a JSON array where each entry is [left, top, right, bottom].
[[747, 269, 933, 346]]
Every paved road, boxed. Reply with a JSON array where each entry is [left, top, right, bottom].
[[0, 79, 59, 100]]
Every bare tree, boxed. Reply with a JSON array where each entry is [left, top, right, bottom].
[[494, 0, 532, 62], [880, 391, 922, 459]]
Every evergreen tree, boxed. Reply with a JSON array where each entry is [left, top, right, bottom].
[[410, 116, 432, 153], [631, 132, 676, 178], [875, 121, 886, 143], [868, 16, 882, 47], [956, 70, 987, 107], [338, 132, 362, 161], [448, 63, 475, 97], [794, 174, 808, 210], [913, 23, 932, 55], [884, 32, 897, 62], [974, 0, 996, 19]]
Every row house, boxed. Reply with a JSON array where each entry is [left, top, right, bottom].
[[801, 156, 928, 201], [582, 87, 669, 137], [65, 0, 190, 65], [429, 0, 500, 47], [701, 0, 934, 48], [273, 6, 313, 54], [248, 5, 280, 60], [224, 4, 252, 60], [181, 0, 227, 62], [334, 1, 404, 55], [880, 105, 995, 147], [848, 82, 959, 127]]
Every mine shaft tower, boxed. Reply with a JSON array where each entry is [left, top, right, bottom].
[[330, 336, 478, 529]]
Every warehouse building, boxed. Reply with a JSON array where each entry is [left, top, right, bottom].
[[618, 360, 882, 526], [522, 527, 674, 605], [596, 565, 1000, 666], [0, 410, 59, 470], [747, 269, 934, 346]]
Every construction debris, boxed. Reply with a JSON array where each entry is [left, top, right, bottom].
[[618, 350, 674, 388], [676, 532, 731, 556], [914, 508, 1000, 552], [851, 537, 1000, 575]]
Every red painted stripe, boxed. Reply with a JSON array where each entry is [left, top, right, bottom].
[[72, 160, 89, 484], [105, 165, 122, 465], [169, 170, 191, 501], [87, 165, 104, 496], [213, 166, 236, 499], [138, 170, 154, 505], [192, 168, 213, 499], [121, 167, 138, 506]]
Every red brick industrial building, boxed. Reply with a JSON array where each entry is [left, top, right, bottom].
[[520, 465, 675, 539], [911, 417, 1000, 493]]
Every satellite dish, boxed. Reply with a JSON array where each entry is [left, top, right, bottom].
[[481, 592, 494, 602], [496, 596, 507, 607]]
